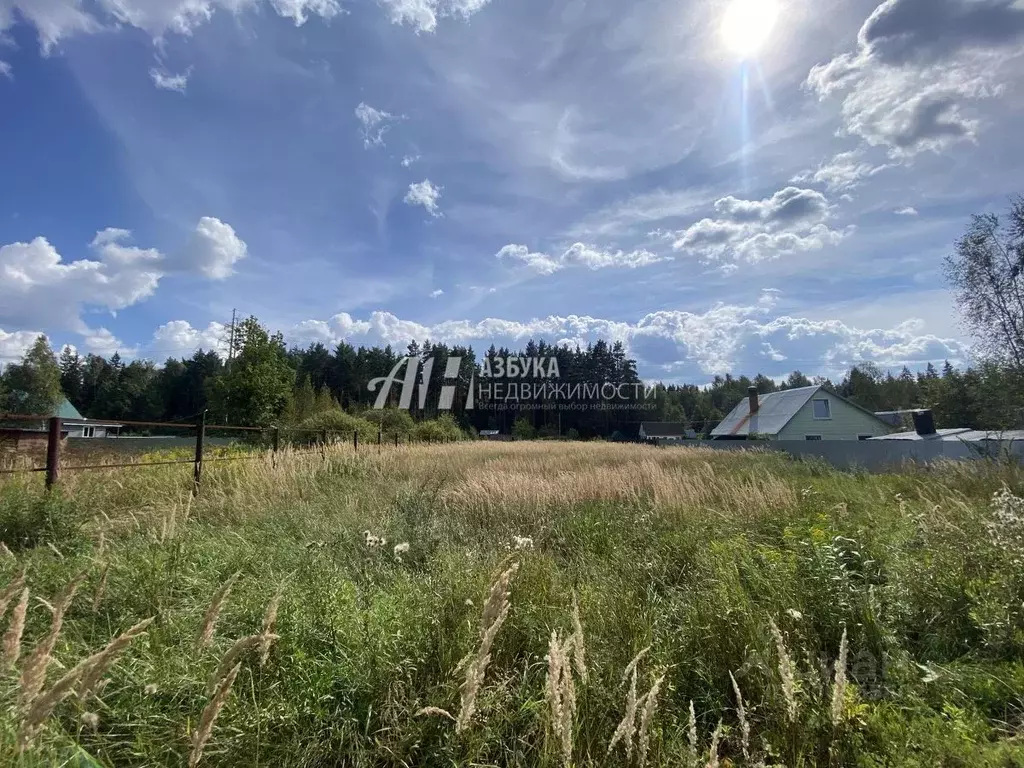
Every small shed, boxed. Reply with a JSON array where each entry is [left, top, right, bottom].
[[48, 399, 122, 438], [639, 422, 695, 441]]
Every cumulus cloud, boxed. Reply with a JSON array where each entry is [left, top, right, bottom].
[[497, 242, 669, 275], [150, 67, 190, 93], [807, 0, 1024, 158], [278, 295, 963, 379], [404, 179, 442, 216], [429, 288, 444, 297], [355, 102, 400, 148], [0, 217, 245, 334], [0, 328, 43, 365], [671, 187, 849, 268], [171, 217, 248, 279], [895, 206, 919, 216], [151, 320, 228, 356], [80, 327, 134, 357]]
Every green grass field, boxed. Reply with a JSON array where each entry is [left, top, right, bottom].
[[1, 441, 1023, 766]]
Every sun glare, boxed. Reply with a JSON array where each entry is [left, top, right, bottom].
[[721, 0, 779, 58]]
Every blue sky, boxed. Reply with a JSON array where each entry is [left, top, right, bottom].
[[2, 0, 1023, 382]]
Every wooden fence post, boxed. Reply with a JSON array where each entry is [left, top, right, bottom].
[[354, 430, 359, 451], [193, 410, 206, 495], [378, 426, 382, 452], [45, 416, 62, 491], [394, 433, 399, 447], [273, 427, 280, 453]]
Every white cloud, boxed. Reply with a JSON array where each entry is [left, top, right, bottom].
[[0, 0, 490, 65], [280, 295, 964, 379], [895, 206, 919, 216], [806, 0, 1024, 158], [81, 327, 134, 357], [429, 288, 444, 297], [172, 217, 248, 279], [151, 320, 228, 356], [0, 217, 245, 335], [792, 151, 892, 193], [401, 154, 420, 167], [0, 233, 162, 333], [376, 0, 492, 34], [355, 102, 400, 148], [497, 242, 669, 275], [671, 187, 850, 268], [1, 1, 343, 53], [0, 61, 11, 79], [0, 328, 43, 365], [404, 179, 442, 216], [150, 67, 191, 93]]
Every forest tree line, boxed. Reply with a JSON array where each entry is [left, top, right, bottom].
[[2, 318, 1023, 438]]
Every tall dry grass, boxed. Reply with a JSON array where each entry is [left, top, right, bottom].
[[0, 439, 1022, 765]]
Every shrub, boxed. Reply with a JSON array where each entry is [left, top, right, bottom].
[[295, 409, 376, 439]]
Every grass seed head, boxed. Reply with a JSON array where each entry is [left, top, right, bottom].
[[768, 617, 798, 722], [2, 587, 29, 666], [831, 627, 849, 728], [730, 670, 750, 760], [195, 571, 241, 652], [455, 560, 518, 732], [190, 662, 242, 768], [637, 671, 666, 767]]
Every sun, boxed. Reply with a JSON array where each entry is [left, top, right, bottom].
[[721, 0, 780, 58]]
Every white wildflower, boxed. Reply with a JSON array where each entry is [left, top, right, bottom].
[[394, 542, 410, 562], [987, 485, 1024, 564], [512, 536, 534, 551]]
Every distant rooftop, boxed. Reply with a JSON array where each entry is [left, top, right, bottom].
[[711, 386, 821, 437]]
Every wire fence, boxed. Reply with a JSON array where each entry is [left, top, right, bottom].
[[0, 411, 453, 492]]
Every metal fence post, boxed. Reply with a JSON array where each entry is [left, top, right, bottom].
[[193, 410, 206, 495], [45, 416, 62, 491]]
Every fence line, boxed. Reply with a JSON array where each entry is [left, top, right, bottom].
[[0, 412, 454, 494]]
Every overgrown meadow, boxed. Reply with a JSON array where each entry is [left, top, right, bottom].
[[1, 442, 1024, 766]]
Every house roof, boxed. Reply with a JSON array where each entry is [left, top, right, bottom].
[[640, 422, 690, 437], [57, 398, 84, 420], [711, 386, 821, 437], [874, 411, 906, 427], [871, 429, 1024, 442]]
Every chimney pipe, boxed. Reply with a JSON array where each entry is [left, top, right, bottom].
[[748, 386, 759, 414], [912, 409, 936, 437]]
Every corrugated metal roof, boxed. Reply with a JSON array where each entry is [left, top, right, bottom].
[[711, 386, 820, 437], [870, 428, 1024, 442], [870, 428, 966, 441]]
